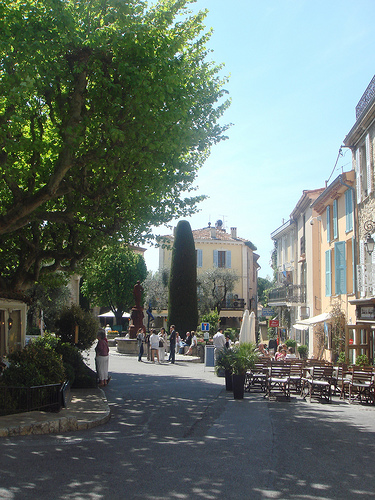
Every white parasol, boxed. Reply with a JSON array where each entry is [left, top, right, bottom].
[[239, 309, 256, 345]]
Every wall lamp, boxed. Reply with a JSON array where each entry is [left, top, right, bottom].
[[364, 220, 375, 255], [8, 317, 13, 330], [310, 216, 322, 226]]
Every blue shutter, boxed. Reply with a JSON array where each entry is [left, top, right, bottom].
[[352, 238, 356, 293], [335, 241, 346, 295], [327, 206, 331, 242], [196, 249, 203, 268], [333, 200, 338, 239], [345, 190, 353, 232], [325, 250, 332, 296], [213, 250, 218, 267], [226, 250, 231, 269]]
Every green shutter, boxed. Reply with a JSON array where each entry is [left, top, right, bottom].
[[333, 200, 338, 239], [325, 250, 331, 296], [327, 206, 331, 242], [335, 241, 346, 295]]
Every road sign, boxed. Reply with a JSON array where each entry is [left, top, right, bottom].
[[201, 322, 210, 332], [349, 338, 353, 345], [262, 308, 275, 318]]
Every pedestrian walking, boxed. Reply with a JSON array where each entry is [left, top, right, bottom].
[[95, 329, 110, 386]]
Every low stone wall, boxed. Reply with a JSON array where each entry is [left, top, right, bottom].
[[116, 338, 138, 355]]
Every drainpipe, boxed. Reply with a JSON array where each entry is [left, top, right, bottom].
[[339, 174, 358, 297]]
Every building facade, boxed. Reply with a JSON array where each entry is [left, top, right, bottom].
[[159, 220, 260, 328]]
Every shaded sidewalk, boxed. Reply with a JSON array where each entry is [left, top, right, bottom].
[[0, 387, 110, 437]]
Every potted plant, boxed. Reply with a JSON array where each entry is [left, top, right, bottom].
[[230, 343, 258, 399], [297, 344, 308, 359], [355, 354, 370, 367], [215, 348, 235, 391]]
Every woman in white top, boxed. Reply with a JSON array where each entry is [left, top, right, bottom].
[[285, 347, 297, 359], [150, 329, 160, 363], [158, 328, 167, 362]]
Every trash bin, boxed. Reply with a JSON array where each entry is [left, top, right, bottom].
[[205, 345, 215, 367]]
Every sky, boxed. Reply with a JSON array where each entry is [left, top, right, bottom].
[[144, 0, 375, 279]]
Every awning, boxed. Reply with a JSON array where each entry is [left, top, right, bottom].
[[293, 312, 331, 330], [293, 323, 309, 331]]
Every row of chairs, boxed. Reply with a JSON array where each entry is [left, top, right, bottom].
[[245, 358, 375, 404]]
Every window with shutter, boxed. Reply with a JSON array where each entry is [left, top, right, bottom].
[[196, 249, 203, 268], [334, 241, 346, 295], [325, 250, 331, 297], [326, 206, 331, 242], [333, 200, 338, 240], [345, 190, 353, 232]]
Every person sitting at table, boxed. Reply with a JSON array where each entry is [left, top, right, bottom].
[[285, 347, 297, 359], [275, 345, 286, 361], [255, 343, 271, 358]]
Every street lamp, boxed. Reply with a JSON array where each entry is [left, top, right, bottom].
[[364, 220, 375, 256]]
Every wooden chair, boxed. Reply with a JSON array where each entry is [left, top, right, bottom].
[[347, 368, 375, 404], [245, 359, 270, 392], [303, 365, 334, 403], [265, 362, 291, 399], [289, 360, 305, 393]]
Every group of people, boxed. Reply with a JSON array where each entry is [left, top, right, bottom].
[[136, 325, 178, 364], [256, 342, 297, 360]]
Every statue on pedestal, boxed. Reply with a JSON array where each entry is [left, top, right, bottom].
[[129, 281, 145, 339]]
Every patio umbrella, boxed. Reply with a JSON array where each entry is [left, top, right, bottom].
[[239, 309, 256, 345], [239, 309, 250, 344]]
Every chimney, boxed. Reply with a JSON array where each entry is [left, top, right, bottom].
[[230, 227, 237, 238], [210, 227, 217, 239]]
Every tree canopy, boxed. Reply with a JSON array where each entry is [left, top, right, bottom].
[[81, 244, 147, 325], [197, 268, 239, 314], [0, 0, 230, 296]]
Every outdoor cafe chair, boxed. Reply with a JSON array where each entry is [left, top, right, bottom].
[[347, 367, 375, 405], [289, 360, 305, 393], [265, 362, 291, 399], [302, 365, 334, 403], [245, 359, 270, 393]]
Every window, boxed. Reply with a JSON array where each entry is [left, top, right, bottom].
[[196, 249, 203, 268], [213, 250, 231, 268], [325, 250, 332, 296], [356, 133, 372, 203], [333, 199, 338, 240], [345, 189, 353, 232], [326, 206, 331, 242], [334, 241, 346, 295]]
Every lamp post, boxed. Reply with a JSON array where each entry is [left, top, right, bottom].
[[364, 220, 375, 256]]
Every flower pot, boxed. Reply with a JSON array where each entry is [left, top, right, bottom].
[[225, 370, 233, 391], [232, 373, 246, 399]]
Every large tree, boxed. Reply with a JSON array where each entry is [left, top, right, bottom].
[[168, 220, 198, 335], [80, 245, 148, 326], [197, 268, 239, 314], [0, 0, 230, 296]]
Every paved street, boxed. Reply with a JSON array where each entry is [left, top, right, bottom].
[[1, 348, 375, 500]]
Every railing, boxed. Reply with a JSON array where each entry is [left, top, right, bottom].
[[0, 383, 67, 417], [220, 298, 245, 309], [356, 75, 375, 119], [268, 284, 306, 304], [357, 264, 375, 295]]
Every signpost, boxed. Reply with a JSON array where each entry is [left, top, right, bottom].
[[262, 308, 276, 318]]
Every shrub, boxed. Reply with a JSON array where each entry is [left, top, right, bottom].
[[355, 354, 370, 367], [285, 338, 297, 348], [1, 342, 66, 387], [297, 344, 308, 359], [55, 304, 99, 350], [55, 342, 96, 388]]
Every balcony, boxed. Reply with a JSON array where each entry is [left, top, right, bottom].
[[268, 284, 306, 305], [357, 264, 375, 296]]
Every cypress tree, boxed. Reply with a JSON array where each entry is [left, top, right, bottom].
[[168, 220, 198, 336]]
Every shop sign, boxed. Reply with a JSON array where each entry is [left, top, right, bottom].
[[269, 319, 279, 328], [358, 305, 375, 320]]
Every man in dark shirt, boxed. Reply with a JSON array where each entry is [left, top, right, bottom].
[[168, 325, 176, 364]]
